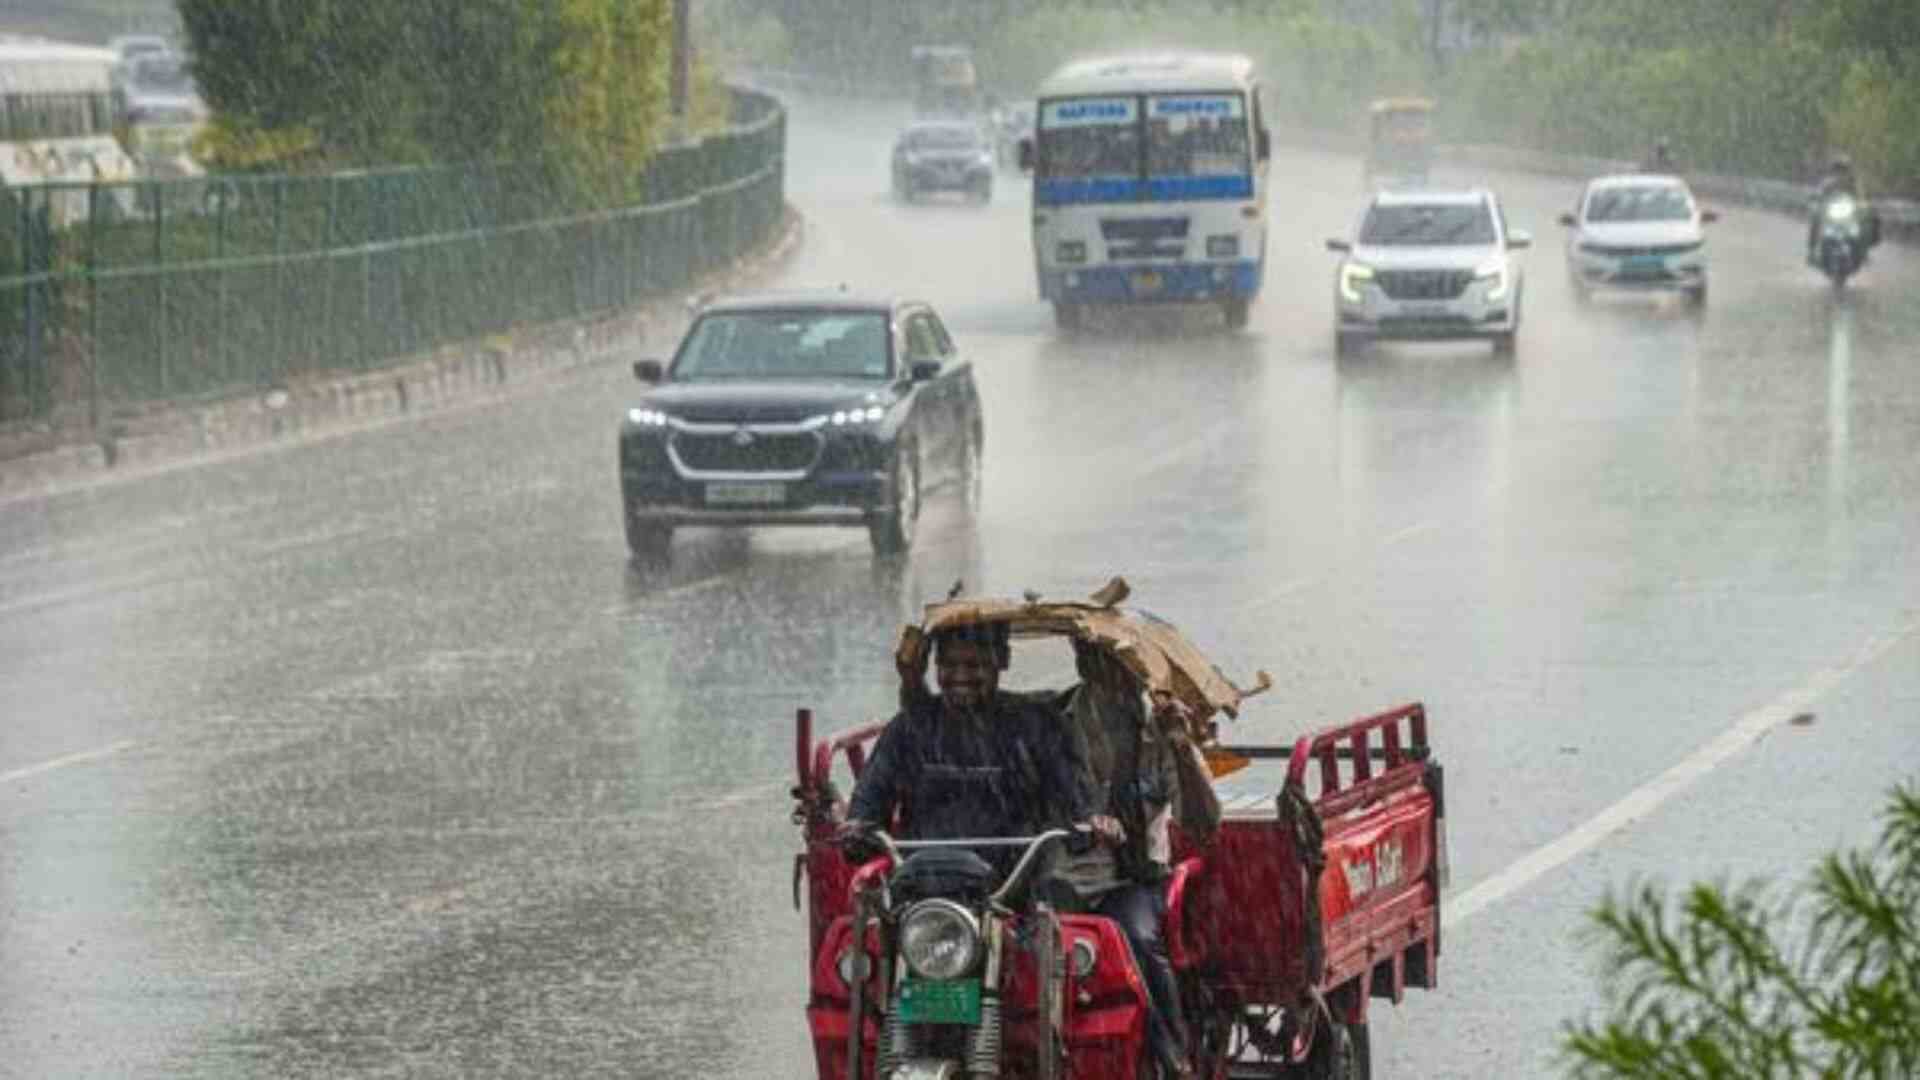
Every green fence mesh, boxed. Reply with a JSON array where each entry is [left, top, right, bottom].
[[0, 87, 786, 423]]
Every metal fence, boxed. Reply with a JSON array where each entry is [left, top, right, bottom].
[[0, 87, 786, 424]]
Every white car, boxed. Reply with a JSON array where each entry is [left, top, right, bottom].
[[1559, 174, 1717, 304], [1327, 188, 1530, 356]]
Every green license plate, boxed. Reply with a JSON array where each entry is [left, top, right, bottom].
[[896, 978, 982, 1025]]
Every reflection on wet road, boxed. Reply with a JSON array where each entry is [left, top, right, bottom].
[[2, 93, 1918, 1077]]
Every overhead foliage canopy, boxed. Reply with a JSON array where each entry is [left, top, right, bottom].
[[177, 0, 673, 204]]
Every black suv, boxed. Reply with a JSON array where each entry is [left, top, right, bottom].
[[619, 292, 983, 558], [892, 122, 995, 204]]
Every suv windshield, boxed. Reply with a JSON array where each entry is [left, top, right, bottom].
[[907, 126, 981, 151], [1585, 185, 1691, 223], [673, 312, 891, 382], [1359, 203, 1497, 245]]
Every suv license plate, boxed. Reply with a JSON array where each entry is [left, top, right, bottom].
[[705, 481, 785, 506], [1130, 271, 1163, 294], [896, 978, 982, 1025]]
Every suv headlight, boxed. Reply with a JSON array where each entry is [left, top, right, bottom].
[[813, 405, 885, 427], [1475, 258, 1509, 302], [899, 899, 981, 980], [1338, 262, 1374, 303]]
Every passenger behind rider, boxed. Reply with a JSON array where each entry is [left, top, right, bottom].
[[1055, 639, 1203, 1078], [836, 622, 1122, 864]]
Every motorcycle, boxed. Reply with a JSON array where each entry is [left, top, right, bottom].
[[1812, 193, 1870, 286], [827, 827, 1129, 1080]]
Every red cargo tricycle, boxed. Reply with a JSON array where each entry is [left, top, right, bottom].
[[789, 590, 1446, 1079]]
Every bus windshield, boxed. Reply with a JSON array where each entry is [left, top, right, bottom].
[[1037, 92, 1250, 194]]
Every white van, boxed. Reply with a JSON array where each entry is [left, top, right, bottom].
[[1023, 52, 1271, 330]]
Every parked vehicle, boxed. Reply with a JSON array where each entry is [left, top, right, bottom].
[[619, 292, 982, 559], [1810, 191, 1872, 288], [1327, 187, 1530, 357], [791, 594, 1446, 1079], [892, 122, 994, 205], [0, 36, 139, 224], [113, 52, 208, 179], [1363, 97, 1434, 190], [1559, 174, 1716, 306], [1020, 52, 1273, 331]]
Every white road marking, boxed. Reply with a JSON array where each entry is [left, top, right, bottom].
[[1443, 619, 1918, 929], [1381, 521, 1438, 547], [1, 740, 137, 785]]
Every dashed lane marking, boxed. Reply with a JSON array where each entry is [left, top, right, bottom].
[[1, 740, 137, 785], [1443, 618, 1919, 930]]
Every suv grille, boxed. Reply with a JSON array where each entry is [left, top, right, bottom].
[[672, 431, 820, 474], [1587, 241, 1700, 258], [1376, 269, 1473, 300]]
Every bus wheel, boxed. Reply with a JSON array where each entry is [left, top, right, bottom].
[[1222, 297, 1250, 330], [1053, 302, 1083, 331]]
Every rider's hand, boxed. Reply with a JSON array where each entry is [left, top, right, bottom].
[[834, 818, 877, 856], [1087, 814, 1127, 849]]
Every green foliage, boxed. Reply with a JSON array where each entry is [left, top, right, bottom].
[[1440, 37, 1842, 179], [175, 0, 673, 205], [1563, 783, 1920, 1078], [981, 1, 1422, 134]]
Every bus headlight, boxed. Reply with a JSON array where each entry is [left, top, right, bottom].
[[1056, 240, 1087, 264], [1206, 234, 1239, 259], [1338, 263, 1375, 303], [899, 900, 981, 980]]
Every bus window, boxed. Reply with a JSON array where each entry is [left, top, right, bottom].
[[1147, 94, 1249, 178]]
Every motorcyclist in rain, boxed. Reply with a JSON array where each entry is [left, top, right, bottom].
[[837, 622, 1118, 866], [1807, 153, 1879, 262], [1638, 136, 1679, 175]]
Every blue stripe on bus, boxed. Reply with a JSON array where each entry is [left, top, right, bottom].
[[1146, 175, 1254, 200], [1037, 175, 1253, 204], [1037, 178, 1144, 204]]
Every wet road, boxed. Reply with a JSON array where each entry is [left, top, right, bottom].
[[3, 91, 1919, 1078]]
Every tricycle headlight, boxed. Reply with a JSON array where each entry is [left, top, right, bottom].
[[899, 899, 980, 980], [1338, 262, 1374, 303]]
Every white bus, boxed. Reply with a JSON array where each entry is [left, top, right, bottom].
[[0, 36, 139, 225], [1023, 52, 1271, 330]]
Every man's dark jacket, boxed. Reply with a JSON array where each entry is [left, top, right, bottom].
[[848, 693, 1091, 841]]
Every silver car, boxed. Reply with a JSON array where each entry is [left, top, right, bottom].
[[1559, 174, 1716, 305], [1327, 188, 1530, 356]]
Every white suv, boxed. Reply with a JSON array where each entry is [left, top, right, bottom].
[[1559, 174, 1716, 305], [1327, 188, 1530, 356]]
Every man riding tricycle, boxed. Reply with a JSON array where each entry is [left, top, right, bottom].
[[789, 579, 1449, 1078], [1363, 98, 1435, 190]]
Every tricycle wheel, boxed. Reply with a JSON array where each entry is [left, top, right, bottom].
[[1303, 1018, 1370, 1080]]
